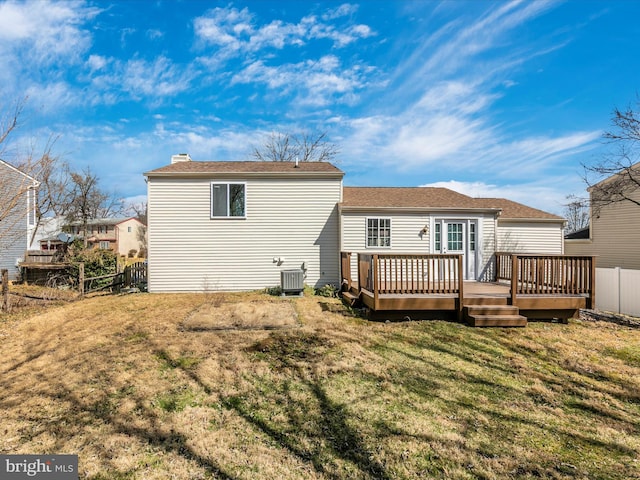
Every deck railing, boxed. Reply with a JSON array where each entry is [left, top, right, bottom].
[[340, 252, 353, 292], [355, 252, 462, 295], [21, 251, 59, 264], [495, 252, 595, 306]]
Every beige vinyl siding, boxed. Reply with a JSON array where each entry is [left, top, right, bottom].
[[496, 221, 564, 254], [341, 212, 431, 284], [0, 162, 37, 280], [341, 211, 496, 282], [565, 191, 640, 268], [478, 214, 496, 281], [341, 212, 431, 253], [148, 176, 341, 292]]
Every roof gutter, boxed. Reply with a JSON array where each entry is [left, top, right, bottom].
[[339, 205, 502, 215], [144, 171, 344, 179], [498, 217, 566, 224]]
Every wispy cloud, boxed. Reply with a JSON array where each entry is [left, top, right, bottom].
[[0, 0, 99, 66], [86, 56, 195, 103], [338, 0, 599, 188], [322, 3, 359, 21], [194, 4, 374, 61], [420, 179, 576, 215], [231, 55, 371, 106]]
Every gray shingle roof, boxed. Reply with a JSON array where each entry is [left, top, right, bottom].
[[145, 161, 343, 176], [342, 187, 563, 220]]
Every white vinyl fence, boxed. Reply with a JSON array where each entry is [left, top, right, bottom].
[[596, 267, 640, 317]]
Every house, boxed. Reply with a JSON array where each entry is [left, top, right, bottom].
[[341, 187, 565, 283], [565, 164, 640, 268], [145, 156, 342, 292], [145, 156, 566, 293], [64, 217, 146, 257], [0, 159, 39, 280], [28, 216, 66, 251]]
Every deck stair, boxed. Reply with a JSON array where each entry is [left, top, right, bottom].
[[464, 304, 527, 327], [341, 288, 362, 308]]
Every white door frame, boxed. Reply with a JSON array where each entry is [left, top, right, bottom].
[[433, 218, 479, 280]]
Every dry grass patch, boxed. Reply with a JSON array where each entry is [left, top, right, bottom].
[[1, 292, 640, 479], [182, 297, 299, 331]]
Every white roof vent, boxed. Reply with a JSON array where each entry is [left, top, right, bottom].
[[171, 153, 192, 164]]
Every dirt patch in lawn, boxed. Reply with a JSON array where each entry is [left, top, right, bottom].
[[181, 299, 300, 331]]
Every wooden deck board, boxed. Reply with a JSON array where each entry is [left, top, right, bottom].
[[361, 281, 587, 319]]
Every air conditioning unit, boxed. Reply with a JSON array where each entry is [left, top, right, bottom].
[[281, 269, 304, 296]]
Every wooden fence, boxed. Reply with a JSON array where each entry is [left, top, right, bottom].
[[1, 269, 8, 312], [79, 261, 147, 296]]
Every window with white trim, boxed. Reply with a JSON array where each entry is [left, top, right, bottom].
[[211, 183, 246, 218], [469, 223, 476, 251], [366, 218, 391, 247], [99, 241, 110, 249], [434, 223, 441, 251]]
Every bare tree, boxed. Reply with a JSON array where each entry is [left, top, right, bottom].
[[584, 99, 640, 215], [0, 99, 63, 251], [251, 131, 339, 163], [63, 167, 123, 247], [127, 201, 148, 256], [127, 201, 147, 225], [563, 195, 590, 234]]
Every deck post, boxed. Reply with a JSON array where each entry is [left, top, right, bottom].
[[340, 252, 352, 292], [78, 263, 85, 297], [510, 254, 518, 306], [457, 254, 464, 321], [373, 254, 379, 311], [1, 269, 8, 312]]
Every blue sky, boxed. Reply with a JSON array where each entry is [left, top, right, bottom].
[[1, 0, 639, 215]]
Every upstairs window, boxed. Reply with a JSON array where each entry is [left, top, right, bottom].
[[366, 218, 391, 247], [211, 183, 246, 218]]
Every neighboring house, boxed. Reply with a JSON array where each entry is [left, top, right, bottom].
[[0, 159, 39, 280], [28, 216, 66, 251], [63, 217, 146, 256], [145, 156, 566, 292], [341, 188, 565, 282], [565, 167, 640, 269]]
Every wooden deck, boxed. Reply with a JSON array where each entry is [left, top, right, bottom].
[[341, 252, 595, 327]]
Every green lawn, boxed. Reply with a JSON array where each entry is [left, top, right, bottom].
[[1, 291, 639, 479]]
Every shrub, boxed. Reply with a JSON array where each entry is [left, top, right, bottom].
[[66, 246, 118, 289], [315, 283, 339, 297], [128, 249, 137, 258], [264, 285, 282, 296]]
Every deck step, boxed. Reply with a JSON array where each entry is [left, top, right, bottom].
[[463, 296, 509, 306], [341, 291, 361, 307], [467, 314, 527, 327], [465, 305, 519, 316], [464, 304, 527, 327]]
